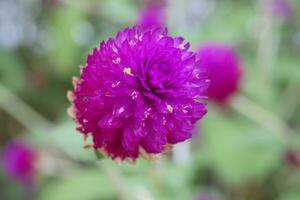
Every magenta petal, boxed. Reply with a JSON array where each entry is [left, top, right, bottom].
[[70, 26, 208, 161]]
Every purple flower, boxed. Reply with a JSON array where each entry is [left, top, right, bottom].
[[285, 150, 300, 168], [137, 0, 166, 30], [2, 141, 37, 184], [195, 193, 215, 200], [269, 0, 292, 19], [68, 26, 209, 162], [198, 43, 242, 105]]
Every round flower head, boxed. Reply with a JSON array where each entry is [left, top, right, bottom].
[[138, 0, 166, 30], [68, 26, 209, 162], [2, 141, 37, 184], [198, 43, 242, 104]]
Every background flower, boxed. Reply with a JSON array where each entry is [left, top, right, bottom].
[[137, 0, 166, 29], [2, 140, 37, 185], [198, 43, 242, 105], [195, 193, 215, 200], [269, 0, 293, 19]]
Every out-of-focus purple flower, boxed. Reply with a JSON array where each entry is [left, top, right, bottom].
[[68, 26, 209, 162], [269, 0, 293, 19], [195, 193, 215, 200], [2, 141, 37, 184], [198, 43, 242, 105], [137, 0, 166, 30], [285, 150, 300, 168]]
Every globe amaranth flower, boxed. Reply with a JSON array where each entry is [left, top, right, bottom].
[[268, 0, 293, 19], [137, 0, 166, 30], [285, 149, 300, 168], [198, 43, 242, 105], [195, 193, 215, 200], [2, 140, 37, 184], [68, 26, 209, 162]]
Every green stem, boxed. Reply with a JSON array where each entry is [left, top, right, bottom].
[[256, 0, 280, 87], [0, 84, 52, 134], [230, 95, 294, 144], [100, 163, 133, 200], [277, 78, 300, 120]]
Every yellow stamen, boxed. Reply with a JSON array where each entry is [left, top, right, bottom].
[[123, 67, 132, 75]]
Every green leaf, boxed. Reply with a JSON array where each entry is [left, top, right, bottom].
[[278, 192, 300, 200], [27, 120, 95, 161], [203, 109, 284, 185], [40, 169, 117, 200], [0, 51, 27, 92], [46, 6, 86, 77]]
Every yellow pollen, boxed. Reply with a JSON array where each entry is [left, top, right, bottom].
[[123, 67, 132, 75]]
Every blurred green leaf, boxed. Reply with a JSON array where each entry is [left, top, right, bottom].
[[100, 0, 137, 25], [0, 51, 27, 92], [40, 169, 117, 200], [27, 120, 95, 161], [278, 192, 300, 200], [49, 121, 95, 161], [46, 6, 86, 77], [203, 108, 284, 185]]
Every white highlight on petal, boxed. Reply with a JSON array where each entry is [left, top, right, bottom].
[[131, 91, 138, 100], [167, 104, 174, 113], [129, 40, 136, 47], [162, 117, 167, 125], [182, 109, 188, 114], [112, 46, 118, 53], [118, 106, 125, 114], [112, 57, 121, 64], [182, 105, 189, 113], [111, 81, 120, 88], [144, 108, 152, 118]]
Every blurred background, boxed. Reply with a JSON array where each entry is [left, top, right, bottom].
[[0, 0, 300, 199]]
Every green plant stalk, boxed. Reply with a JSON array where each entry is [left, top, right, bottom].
[[256, 0, 279, 84], [0, 84, 52, 134], [230, 95, 294, 145], [99, 163, 134, 200], [277, 78, 300, 120]]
